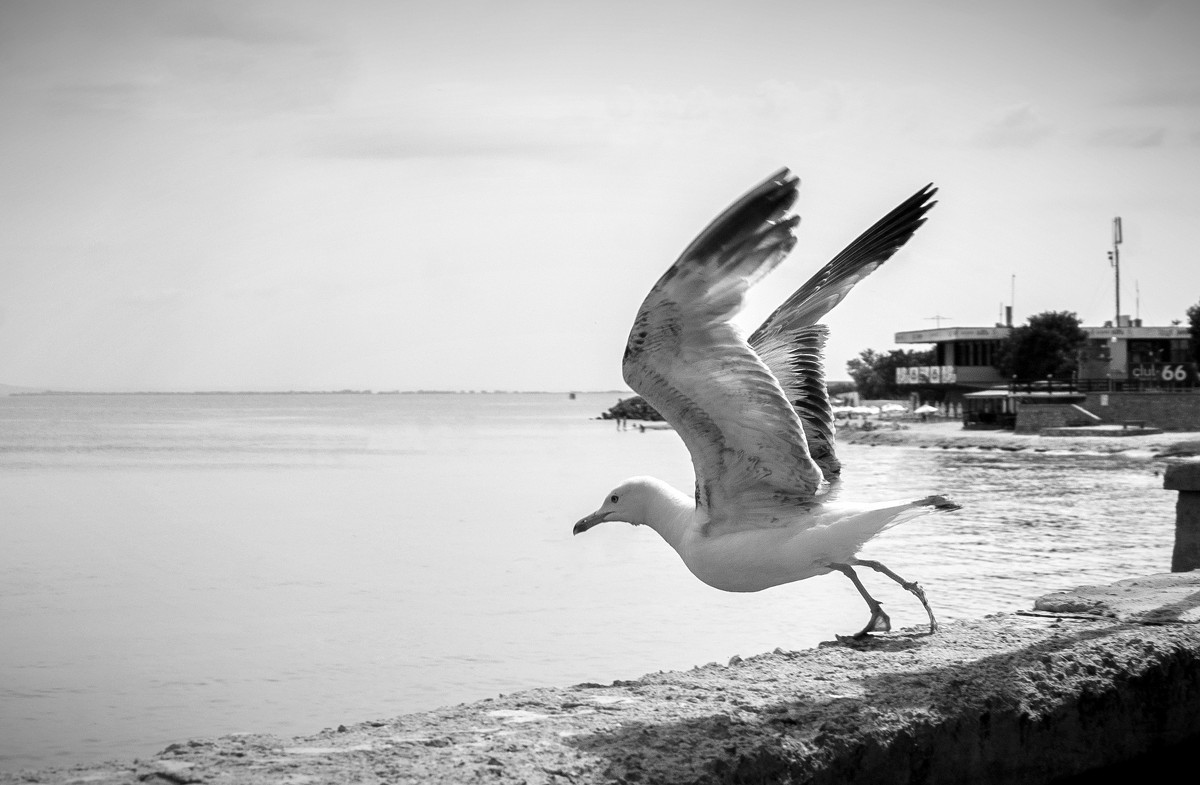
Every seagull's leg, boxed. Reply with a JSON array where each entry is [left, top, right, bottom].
[[850, 558, 938, 633], [828, 562, 891, 637]]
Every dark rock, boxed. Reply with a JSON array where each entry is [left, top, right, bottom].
[[601, 396, 663, 422]]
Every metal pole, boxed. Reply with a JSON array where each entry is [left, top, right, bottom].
[[1112, 217, 1122, 325]]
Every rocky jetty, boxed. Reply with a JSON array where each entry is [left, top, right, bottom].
[[601, 396, 663, 422]]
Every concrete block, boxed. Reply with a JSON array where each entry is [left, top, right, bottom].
[[1164, 462, 1200, 572], [1164, 461, 1200, 491]]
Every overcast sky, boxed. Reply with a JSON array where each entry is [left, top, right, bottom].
[[2, 0, 1198, 392]]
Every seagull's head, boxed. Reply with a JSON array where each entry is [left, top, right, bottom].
[[573, 477, 661, 535]]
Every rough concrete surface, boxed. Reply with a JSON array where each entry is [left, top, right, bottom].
[[5, 572, 1200, 785]]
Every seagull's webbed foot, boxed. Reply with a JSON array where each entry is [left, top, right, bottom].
[[828, 562, 891, 638], [852, 558, 938, 634]]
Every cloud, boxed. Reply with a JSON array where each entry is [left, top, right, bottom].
[[306, 80, 843, 162], [1088, 125, 1167, 147], [42, 79, 158, 114], [155, 2, 327, 45], [972, 104, 1054, 147], [308, 120, 596, 161], [1113, 80, 1200, 108], [7, 1, 349, 121], [1096, 0, 1168, 21], [305, 83, 609, 161]]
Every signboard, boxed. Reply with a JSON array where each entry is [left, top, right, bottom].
[[1086, 326, 1188, 339], [1129, 363, 1199, 385], [895, 327, 1010, 343], [895, 366, 958, 385]]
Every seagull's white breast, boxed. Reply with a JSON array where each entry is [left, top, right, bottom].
[[670, 501, 927, 593]]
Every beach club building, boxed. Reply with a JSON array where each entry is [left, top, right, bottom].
[[892, 320, 1200, 430]]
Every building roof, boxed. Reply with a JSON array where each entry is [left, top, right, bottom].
[[896, 326, 1009, 343], [896, 324, 1189, 344]]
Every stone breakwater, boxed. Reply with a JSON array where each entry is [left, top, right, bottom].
[[5, 573, 1200, 785]]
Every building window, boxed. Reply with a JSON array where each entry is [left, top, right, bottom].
[[1129, 340, 1170, 365], [954, 340, 1001, 367]]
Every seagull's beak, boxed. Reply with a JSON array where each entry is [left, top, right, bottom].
[[573, 510, 611, 535]]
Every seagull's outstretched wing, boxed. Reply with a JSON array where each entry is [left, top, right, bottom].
[[622, 169, 825, 530], [748, 185, 939, 480]]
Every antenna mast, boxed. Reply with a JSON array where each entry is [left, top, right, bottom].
[[1108, 217, 1122, 325]]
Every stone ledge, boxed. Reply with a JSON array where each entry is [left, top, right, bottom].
[[5, 572, 1200, 785], [1164, 460, 1200, 491], [1040, 425, 1163, 437]]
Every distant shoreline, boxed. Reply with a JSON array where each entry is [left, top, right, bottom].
[[4, 389, 630, 397], [839, 419, 1200, 457]]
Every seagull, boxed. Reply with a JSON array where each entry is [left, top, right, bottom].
[[573, 169, 959, 638]]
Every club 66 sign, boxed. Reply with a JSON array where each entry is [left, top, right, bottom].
[[1130, 363, 1199, 385], [895, 366, 958, 385]]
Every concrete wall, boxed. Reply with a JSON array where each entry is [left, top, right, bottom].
[[1014, 403, 1095, 434], [1085, 391, 1200, 430]]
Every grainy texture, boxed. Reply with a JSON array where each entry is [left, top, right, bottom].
[[5, 573, 1200, 785]]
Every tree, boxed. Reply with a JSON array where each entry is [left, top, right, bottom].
[[846, 347, 935, 399], [1187, 300, 1200, 365], [993, 310, 1088, 381]]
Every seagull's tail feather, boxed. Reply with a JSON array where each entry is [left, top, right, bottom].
[[913, 495, 962, 512], [817, 496, 954, 560]]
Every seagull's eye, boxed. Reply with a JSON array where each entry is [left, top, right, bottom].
[[610, 494, 619, 504]]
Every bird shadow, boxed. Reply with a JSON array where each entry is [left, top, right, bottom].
[[824, 632, 930, 652]]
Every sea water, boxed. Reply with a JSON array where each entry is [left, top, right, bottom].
[[0, 393, 1177, 771]]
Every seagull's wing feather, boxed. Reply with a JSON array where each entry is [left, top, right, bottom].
[[623, 169, 826, 530], [751, 324, 839, 479], [748, 185, 938, 480], [754, 184, 938, 335]]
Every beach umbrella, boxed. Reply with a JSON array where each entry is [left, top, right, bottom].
[[881, 403, 907, 412], [914, 404, 938, 414]]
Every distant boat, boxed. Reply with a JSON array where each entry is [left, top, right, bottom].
[[569, 392, 576, 400]]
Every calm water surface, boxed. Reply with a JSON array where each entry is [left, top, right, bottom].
[[0, 393, 1177, 770]]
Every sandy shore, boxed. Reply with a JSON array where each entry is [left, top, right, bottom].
[[838, 419, 1200, 458]]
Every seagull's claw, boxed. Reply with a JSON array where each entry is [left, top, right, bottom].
[[853, 605, 892, 639], [849, 559, 940, 636], [900, 579, 939, 634]]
